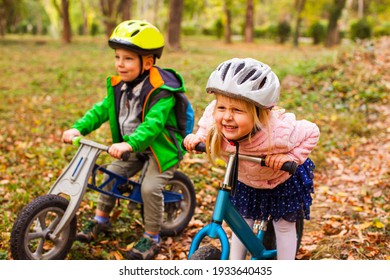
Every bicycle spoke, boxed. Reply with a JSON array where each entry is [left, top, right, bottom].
[[31, 237, 45, 259], [47, 214, 61, 231], [27, 231, 44, 241], [37, 213, 48, 231]]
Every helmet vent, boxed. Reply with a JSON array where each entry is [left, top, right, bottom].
[[221, 63, 231, 81], [131, 30, 140, 37], [240, 69, 256, 84], [258, 77, 267, 89], [234, 63, 245, 75]]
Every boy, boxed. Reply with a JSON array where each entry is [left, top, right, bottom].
[[62, 20, 187, 260]]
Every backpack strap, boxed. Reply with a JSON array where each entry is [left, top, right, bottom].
[[147, 90, 185, 161]]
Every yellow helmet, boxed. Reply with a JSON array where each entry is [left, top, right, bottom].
[[108, 20, 164, 58]]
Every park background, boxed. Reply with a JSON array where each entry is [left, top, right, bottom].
[[0, 0, 389, 260]]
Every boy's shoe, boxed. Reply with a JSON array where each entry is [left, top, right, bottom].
[[76, 220, 111, 243], [123, 236, 160, 260]]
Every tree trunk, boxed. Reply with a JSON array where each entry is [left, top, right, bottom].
[[80, 0, 88, 35], [120, 0, 132, 21], [358, 0, 364, 18], [325, 0, 346, 47], [167, 0, 184, 51], [244, 0, 254, 43], [293, 0, 306, 47], [224, 0, 232, 44], [62, 0, 72, 43], [0, 4, 6, 37], [100, 0, 119, 37]]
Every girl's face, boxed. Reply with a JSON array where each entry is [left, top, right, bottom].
[[114, 49, 153, 82], [214, 94, 255, 141]]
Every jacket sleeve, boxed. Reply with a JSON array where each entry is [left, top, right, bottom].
[[72, 96, 110, 136], [283, 115, 320, 165], [195, 100, 216, 139], [124, 94, 175, 152]]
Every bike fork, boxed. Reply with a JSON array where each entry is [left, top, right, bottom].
[[47, 142, 104, 239]]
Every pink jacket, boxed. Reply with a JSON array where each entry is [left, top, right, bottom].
[[196, 100, 320, 189]]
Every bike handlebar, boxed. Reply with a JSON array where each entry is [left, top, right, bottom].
[[72, 136, 131, 162], [191, 142, 297, 175]]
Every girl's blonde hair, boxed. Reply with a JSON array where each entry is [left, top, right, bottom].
[[206, 93, 271, 164]]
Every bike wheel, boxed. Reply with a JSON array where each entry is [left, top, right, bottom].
[[10, 194, 77, 260], [160, 171, 196, 236], [263, 218, 304, 258], [189, 245, 222, 260]]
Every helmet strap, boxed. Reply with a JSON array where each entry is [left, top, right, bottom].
[[125, 69, 149, 99], [138, 55, 144, 78]]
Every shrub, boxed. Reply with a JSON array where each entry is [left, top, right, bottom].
[[350, 19, 372, 40], [309, 21, 326, 45], [277, 20, 291, 44]]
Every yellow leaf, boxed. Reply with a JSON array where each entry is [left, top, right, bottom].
[[374, 220, 384, 229], [39, 158, 46, 166], [113, 251, 123, 260], [25, 152, 35, 159], [337, 192, 348, 197], [352, 206, 363, 212], [126, 242, 135, 250], [355, 221, 372, 230], [215, 158, 226, 167]]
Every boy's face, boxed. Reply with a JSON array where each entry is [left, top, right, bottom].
[[114, 49, 153, 82]]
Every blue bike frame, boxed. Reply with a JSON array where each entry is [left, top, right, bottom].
[[87, 164, 183, 204], [188, 152, 277, 260]]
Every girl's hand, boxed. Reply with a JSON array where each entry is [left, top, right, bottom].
[[265, 154, 292, 171], [183, 134, 205, 153], [62, 128, 81, 144], [109, 142, 132, 159]]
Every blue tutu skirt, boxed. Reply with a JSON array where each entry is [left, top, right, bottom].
[[230, 158, 315, 222]]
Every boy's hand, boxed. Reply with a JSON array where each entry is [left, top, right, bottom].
[[109, 142, 132, 159], [62, 128, 81, 144], [265, 154, 292, 171], [183, 134, 205, 153]]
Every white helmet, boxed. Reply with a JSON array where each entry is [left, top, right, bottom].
[[206, 58, 280, 109]]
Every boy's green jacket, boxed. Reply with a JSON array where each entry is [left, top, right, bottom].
[[72, 66, 186, 172]]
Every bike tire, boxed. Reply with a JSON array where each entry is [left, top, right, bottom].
[[263, 218, 304, 258], [189, 245, 222, 260], [10, 194, 77, 260], [160, 171, 196, 236]]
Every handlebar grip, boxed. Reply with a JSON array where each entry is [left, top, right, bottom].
[[261, 160, 297, 175], [281, 161, 298, 175], [195, 142, 206, 153], [121, 151, 131, 161], [71, 136, 82, 147], [181, 142, 206, 153]]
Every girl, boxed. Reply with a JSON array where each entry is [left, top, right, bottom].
[[184, 58, 320, 260]]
